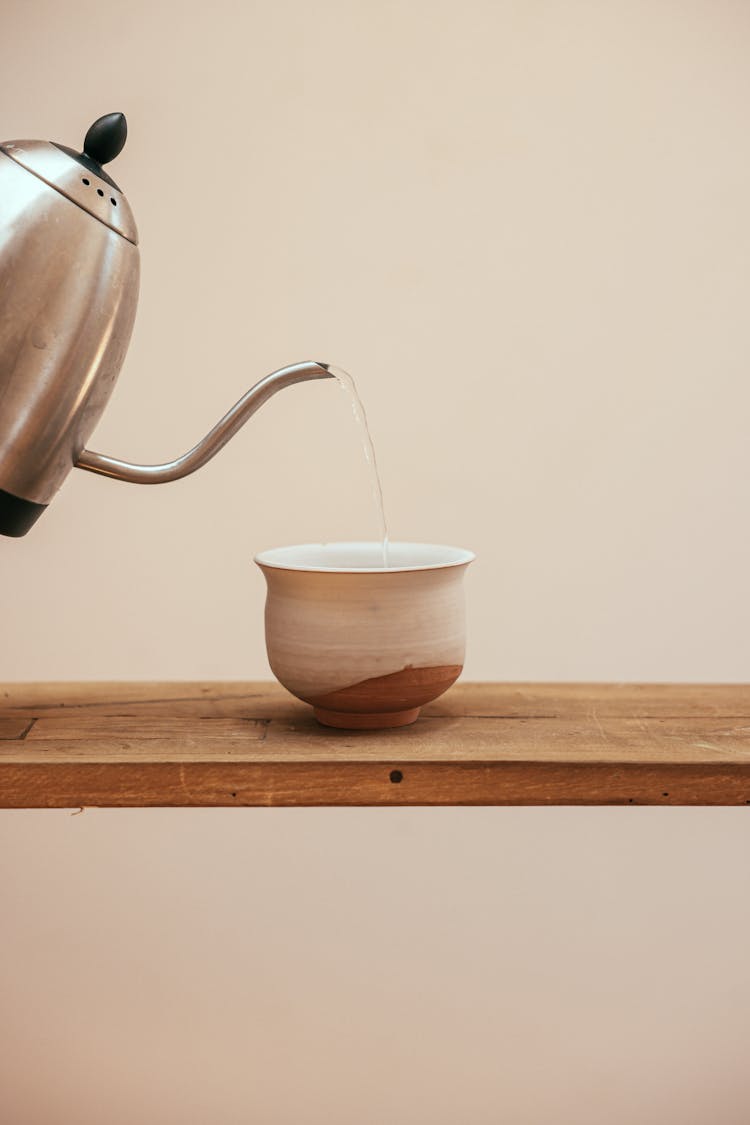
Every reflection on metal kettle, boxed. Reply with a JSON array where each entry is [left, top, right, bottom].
[[0, 113, 331, 537]]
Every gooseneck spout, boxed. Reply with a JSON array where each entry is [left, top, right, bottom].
[[75, 361, 332, 484]]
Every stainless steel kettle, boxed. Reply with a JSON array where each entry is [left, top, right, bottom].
[[0, 113, 331, 537]]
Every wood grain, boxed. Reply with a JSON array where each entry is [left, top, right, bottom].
[[1, 683, 749, 807], [2, 681, 748, 718], [0, 718, 33, 740], [24, 716, 268, 745]]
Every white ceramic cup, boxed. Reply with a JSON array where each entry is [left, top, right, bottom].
[[254, 542, 475, 729]]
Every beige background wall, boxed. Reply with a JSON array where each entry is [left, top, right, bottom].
[[1, 1, 749, 1122]]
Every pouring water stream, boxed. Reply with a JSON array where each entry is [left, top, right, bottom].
[[329, 365, 390, 568]]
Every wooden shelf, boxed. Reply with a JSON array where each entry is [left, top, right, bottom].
[[1, 682, 749, 807]]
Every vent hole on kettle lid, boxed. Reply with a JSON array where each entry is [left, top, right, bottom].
[[97, 188, 104, 197], [81, 177, 90, 185]]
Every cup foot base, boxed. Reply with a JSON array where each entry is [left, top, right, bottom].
[[313, 706, 421, 730]]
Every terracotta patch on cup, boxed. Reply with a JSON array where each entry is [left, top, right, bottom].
[[310, 664, 463, 728]]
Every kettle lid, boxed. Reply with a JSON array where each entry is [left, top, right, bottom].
[[0, 113, 138, 244]]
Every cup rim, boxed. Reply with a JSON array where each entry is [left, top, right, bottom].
[[254, 541, 476, 574]]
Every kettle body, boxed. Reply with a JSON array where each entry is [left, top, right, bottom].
[[0, 136, 139, 534]]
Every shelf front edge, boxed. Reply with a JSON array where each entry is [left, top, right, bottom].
[[2, 759, 750, 807]]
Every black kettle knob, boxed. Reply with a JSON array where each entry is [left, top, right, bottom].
[[83, 113, 127, 166]]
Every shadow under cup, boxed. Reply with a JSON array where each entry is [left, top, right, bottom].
[[254, 542, 475, 729]]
